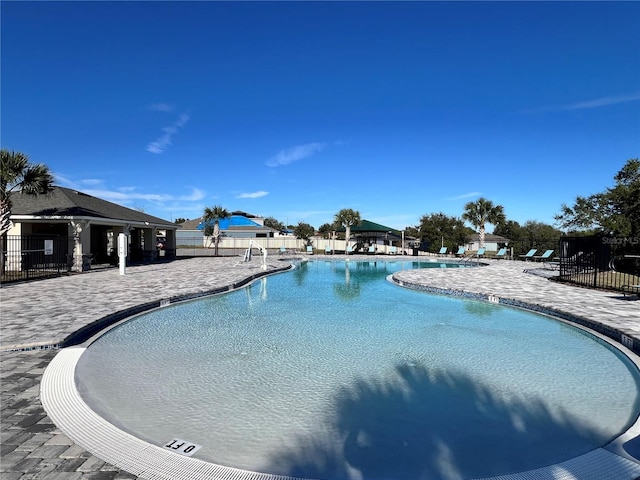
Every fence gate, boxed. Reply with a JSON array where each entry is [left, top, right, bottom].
[[2, 234, 70, 283]]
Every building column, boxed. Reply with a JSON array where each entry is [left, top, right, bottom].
[[69, 221, 92, 272]]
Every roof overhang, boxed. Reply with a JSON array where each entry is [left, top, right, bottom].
[[10, 215, 180, 230]]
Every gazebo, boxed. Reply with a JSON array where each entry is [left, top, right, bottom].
[[336, 219, 403, 252]]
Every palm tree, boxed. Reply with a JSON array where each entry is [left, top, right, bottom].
[[462, 198, 506, 249], [1, 149, 55, 273], [334, 208, 361, 254], [202, 205, 230, 256]]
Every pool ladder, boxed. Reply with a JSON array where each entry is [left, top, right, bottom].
[[459, 253, 482, 265]]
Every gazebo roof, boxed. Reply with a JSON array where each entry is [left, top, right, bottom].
[[336, 219, 400, 234]]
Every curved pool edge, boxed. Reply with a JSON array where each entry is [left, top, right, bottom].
[[61, 264, 294, 349], [38, 260, 640, 480], [389, 272, 640, 356], [41, 346, 640, 480], [389, 273, 640, 467]]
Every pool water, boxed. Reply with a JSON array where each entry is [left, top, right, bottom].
[[75, 260, 640, 480]]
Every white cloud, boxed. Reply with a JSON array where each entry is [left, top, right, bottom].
[[236, 191, 269, 199], [146, 113, 190, 154], [266, 142, 326, 167], [526, 92, 640, 113], [85, 189, 171, 203], [148, 103, 174, 112], [78, 178, 103, 186], [446, 192, 482, 201], [52, 174, 206, 220], [54, 174, 204, 204], [560, 92, 640, 110], [179, 188, 206, 201]]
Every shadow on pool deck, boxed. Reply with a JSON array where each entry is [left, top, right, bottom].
[[267, 364, 621, 480]]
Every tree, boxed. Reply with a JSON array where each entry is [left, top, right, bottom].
[[264, 217, 286, 233], [334, 208, 361, 254], [493, 220, 522, 242], [1, 149, 55, 236], [520, 221, 563, 254], [318, 223, 334, 238], [417, 212, 470, 253], [555, 158, 640, 236], [462, 198, 506, 248], [1, 149, 55, 273], [404, 225, 420, 239], [174, 217, 188, 224], [293, 222, 315, 246], [202, 205, 230, 256]]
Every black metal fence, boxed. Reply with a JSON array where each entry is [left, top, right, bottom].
[[558, 235, 640, 293], [4, 233, 639, 293], [1, 235, 70, 284]]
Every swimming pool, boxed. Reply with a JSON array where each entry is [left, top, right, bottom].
[[71, 260, 640, 479]]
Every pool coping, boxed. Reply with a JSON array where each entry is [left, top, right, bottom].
[[39, 259, 640, 480], [2, 263, 294, 353], [390, 275, 639, 356]]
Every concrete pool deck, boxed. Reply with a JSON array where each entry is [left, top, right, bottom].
[[1, 255, 640, 479]]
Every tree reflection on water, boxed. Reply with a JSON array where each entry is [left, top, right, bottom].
[[267, 363, 603, 480]]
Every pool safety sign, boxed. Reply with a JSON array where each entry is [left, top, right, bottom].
[[163, 438, 202, 456]]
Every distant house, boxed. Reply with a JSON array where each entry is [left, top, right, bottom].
[[177, 211, 278, 247], [465, 233, 511, 252], [7, 186, 178, 272]]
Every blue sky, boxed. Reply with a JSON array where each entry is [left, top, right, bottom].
[[2, 1, 639, 231]]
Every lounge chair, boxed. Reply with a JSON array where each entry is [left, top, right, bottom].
[[367, 245, 376, 254], [494, 247, 507, 259], [533, 250, 554, 262], [460, 247, 485, 263], [454, 247, 465, 257], [324, 245, 333, 254], [519, 249, 537, 261], [438, 247, 448, 256], [388, 246, 397, 255], [306, 246, 314, 255], [622, 284, 640, 297], [279, 246, 287, 256]]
